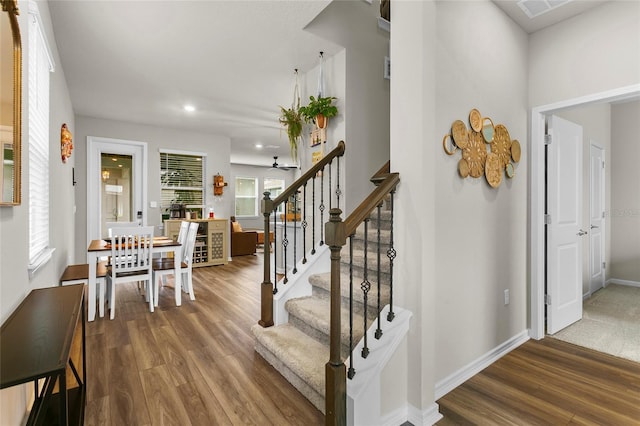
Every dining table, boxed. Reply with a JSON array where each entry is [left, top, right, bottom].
[[86, 237, 182, 321]]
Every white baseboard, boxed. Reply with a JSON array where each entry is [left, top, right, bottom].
[[406, 403, 443, 426], [435, 330, 530, 400], [606, 278, 640, 288]]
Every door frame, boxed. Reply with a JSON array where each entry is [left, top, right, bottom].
[[589, 142, 606, 296], [529, 83, 640, 340], [87, 136, 148, 245]]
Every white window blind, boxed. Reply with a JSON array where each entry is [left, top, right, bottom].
[[160, 151, 205, 212], [235, 177, 258, 217], [28, 5, 54, 270]]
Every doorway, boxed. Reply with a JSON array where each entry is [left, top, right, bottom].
[[589, 143, 606, 296], [530, 83, 640, 340], [87, 136, 148, 243]]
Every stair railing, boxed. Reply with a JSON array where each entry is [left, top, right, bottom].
[[324, 164, 399, 425], [259, 141, 346, 328]]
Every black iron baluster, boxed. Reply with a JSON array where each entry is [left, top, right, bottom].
[[283, 200, 288, 284], [375, 203, 383, 339], [387, 190, 396, 322], [336, 156, 341, 210], [311, 176, 316, 255], [319, 167, 325, 246], [348, 234, 356, 379], [273, 210, 278, 293], [361, 218, 371, 359], [293, 191, 298, 274], [329, 159, 332, 211], [302, 183, 308, 264]]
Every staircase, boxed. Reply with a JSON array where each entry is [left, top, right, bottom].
[[252, 143, 404, 424]]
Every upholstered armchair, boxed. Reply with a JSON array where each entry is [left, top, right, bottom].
[[230, 216, 257, 256]]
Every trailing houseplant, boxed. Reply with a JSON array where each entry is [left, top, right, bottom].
[[279, 105, 303, 162], [299, 95, 338, 129]]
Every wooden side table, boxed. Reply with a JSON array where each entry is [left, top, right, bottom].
[[0, 284, 86, 425]]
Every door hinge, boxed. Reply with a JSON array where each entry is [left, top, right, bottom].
[[603, 261, 606, 269], [545, 294, 552, 305], [602, 160, 605, 169], [544, 214, 552, 225], [544, 134, 552, 145]]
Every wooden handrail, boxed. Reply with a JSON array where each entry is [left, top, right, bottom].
[[344, 172, 399, 236], [369, 160, 390, 185], [269, 140, 345, 210]]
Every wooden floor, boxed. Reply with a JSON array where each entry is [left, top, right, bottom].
[[436, 338, 640, 425], [82, 254, 324, 426]]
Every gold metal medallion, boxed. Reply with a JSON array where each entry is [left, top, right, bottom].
[[458, 159, 470, 178], [511, 139, 521, 163], [451, 120, 469, 149], [469, 108, 482, 132], [505, 162, 515, 178], [462, 131, 488, 178], [491, 124, 512, 169], [443, 134, 457, 155], [484, 152, 502, 188]]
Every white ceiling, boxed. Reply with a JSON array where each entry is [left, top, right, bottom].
[[47, 0, 342, 167], [47, 0, 610, 167], [492, 0, 609, 33]]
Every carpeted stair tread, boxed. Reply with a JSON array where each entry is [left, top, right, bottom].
[[309, 272, 390, 310], [285, 296, 366, 349], [251, 323, 327, 397]]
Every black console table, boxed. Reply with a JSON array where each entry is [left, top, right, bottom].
[[0, 284, 86, 425]]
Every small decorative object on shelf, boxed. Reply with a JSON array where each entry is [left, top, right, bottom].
[[213, 173, 227, 196], [442, 108, 521, 188]]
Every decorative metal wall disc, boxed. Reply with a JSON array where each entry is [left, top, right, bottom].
[[505, 163, 515, 178], [485, 153, 502, 188], [443, 134, 457, 155], [481, 117, 495, 143], [511, 139, 521, 163], [469, 109, 482, 132], [451, 120, 469, 149], [491, 124, 512, 169], [462, 131, 487, 178], [458, 159, 470, 178]]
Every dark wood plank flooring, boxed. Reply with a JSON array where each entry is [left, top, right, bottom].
[[83, 254, 324, 426], [437, 338, 640, 425]]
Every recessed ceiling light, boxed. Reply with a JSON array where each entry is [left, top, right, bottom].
[[184, 104, 196, 112], [517, 0, 571, 19], [255, 143, 263, 149]]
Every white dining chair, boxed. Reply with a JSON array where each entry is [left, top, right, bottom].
[[176, 220, 190, 246], [103, 226, 154, 319], [106, 221, 139, 237], [152, 222, 198, 306]]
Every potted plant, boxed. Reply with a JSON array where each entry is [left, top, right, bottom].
[[279, 105, 303, 162], [299, 95, 338, 129]]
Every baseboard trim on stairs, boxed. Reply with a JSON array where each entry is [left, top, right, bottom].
[[606, 278, 640, 288], [434, 330, 529, 400], [406, 402, 443, 426]]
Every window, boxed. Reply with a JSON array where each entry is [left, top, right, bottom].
[[235, 177, 258, 217], [28, 4, 55, 273], [264, 177, 285, 213], [160, 150, 206, 217]]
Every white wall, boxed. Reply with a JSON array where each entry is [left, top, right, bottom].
[[557, 103, 612, 294], [610, 100, 640, 282], [305, 0, 390, 216], [73, 116, 232, 262], [529, 1, 640, 108], [433, 0, 529, 382], [0, 1, 76, 423]]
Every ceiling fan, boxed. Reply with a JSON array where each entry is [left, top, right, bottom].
[[269, 156, 297, 171]]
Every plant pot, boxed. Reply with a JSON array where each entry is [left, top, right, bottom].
[[316, 114, 327, 129]]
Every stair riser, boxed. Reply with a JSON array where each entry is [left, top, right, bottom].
[[311, 285, 390, 317], [288, 314, 354, 359]]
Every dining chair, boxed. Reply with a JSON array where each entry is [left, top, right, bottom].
[[152, 222, 199, 306], [103, 226, 154, 319], [176, 220, 190, 246], [106, 221, 138, 237]]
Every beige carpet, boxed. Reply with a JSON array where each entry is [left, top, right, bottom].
[[552, 284, 640, 363]]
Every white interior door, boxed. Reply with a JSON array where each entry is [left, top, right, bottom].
[[589, 143, 605, 294], [546, 115, 584, 335], [87, 136, 148, 245]]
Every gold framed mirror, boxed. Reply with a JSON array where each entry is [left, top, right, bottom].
[[1, 0, 22, 206]]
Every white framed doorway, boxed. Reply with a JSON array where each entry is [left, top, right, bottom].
[[589, 143, 606, 296], [529, 83, 640, 340], [87, 136, 148, 245]]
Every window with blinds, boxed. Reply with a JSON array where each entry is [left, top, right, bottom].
[[160, 151, 205, 214], [28, 5, 54, 272], [264, 177, 285, 213], [235, 177, 258, 217]]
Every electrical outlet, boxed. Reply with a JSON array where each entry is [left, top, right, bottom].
[[504, 289, 510, 305]]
